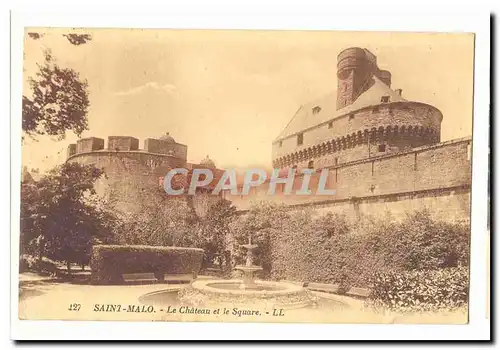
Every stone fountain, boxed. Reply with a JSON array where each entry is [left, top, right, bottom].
[[234, 236, 263, 290], [173, 236, 317, 310], [138, 234, 352, 321]]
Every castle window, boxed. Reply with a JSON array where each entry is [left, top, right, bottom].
[[328, 121, 333, 129], [312, 106, 321, 115], [297, 133, 304, 146], [349, 114, 355, 120], [378, 144, 386, 152], [279, 140, 283, 148], [334, 157, 338, 165], [307, 160, 314, 169], [381, 95, 390, 103]]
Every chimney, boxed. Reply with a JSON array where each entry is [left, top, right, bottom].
[[395, 89, 403, 97]]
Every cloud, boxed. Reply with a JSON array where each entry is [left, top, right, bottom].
[[114, 82, 177, 96]]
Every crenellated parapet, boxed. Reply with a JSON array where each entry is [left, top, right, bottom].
[[75, 137, 105, 154], [108, 136, 139, 151], [273, 100, 443, 169], [273, 124, 440, 169], [67, 134, 188, 161], [273, 47, 446, 172]]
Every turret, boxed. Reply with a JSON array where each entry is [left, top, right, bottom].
[[336, 48, 377, 110]]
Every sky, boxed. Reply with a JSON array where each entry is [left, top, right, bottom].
[[21, 28, 474, 172]]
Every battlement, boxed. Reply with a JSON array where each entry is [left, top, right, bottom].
[[108, 136, 139, 151], [67, 135, 188, 161]]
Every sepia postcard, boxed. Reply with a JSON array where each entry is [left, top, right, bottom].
[[10, 8, 491, 341]]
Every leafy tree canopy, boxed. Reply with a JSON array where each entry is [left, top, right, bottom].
[[20, 162, 117, 269], [23, 32, 92, 139], [23, 51, 90, 139]]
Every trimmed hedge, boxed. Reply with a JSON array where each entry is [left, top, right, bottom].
[[90, 245, 204, 285], [369, 266, 469, 312], [231, 205, 470, 293]]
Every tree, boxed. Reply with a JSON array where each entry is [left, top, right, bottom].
[[111, 184, 200, 248], [23, 51, 90, 139], [110, 187, 237, 272], [20, 162, 117, 273], [23, 32, 92, 139], [63, 34, 92, 46]]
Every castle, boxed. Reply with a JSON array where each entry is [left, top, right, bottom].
[[66, 133, 223, 218], [67, 47, 472, 224], [226, 47, 472, 223]]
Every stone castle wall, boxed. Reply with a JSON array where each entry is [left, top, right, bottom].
[[227, 137, 472, 223], [296, 186, 470, 224], [67, 141, 217, 219], [68, 151, 177, 216]]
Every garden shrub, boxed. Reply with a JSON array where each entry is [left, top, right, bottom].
[[90, 245, 204, 285], [270, 210, 355, 289], [19, 255, 32, 273], [368, 266, 469, 312], [19, 255, 61, 276], [231, 205, 470, 298]]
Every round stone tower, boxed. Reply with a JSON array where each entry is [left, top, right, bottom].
[[336, 47, 377, 110], [66, 134, 189, 216], [272, 47, 444, 171]]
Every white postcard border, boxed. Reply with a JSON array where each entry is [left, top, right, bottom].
[[9, 1, 490, 341]]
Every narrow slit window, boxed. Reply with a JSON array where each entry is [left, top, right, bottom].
[[297, 133, 304, 146]]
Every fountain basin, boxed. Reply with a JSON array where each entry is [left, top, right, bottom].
[[178, 279, 317, 310], [192, 279, 303, 295], [138, 282, 358, 323]]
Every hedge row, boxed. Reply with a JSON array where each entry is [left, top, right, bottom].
[[369, 266, 469, 312], [230, 204, 470, 294], [90, 245, 204, 285]]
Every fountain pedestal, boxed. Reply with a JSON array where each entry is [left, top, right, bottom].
[[174, 237, 317, 310], [234, 243, 263, 290]]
